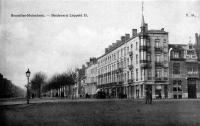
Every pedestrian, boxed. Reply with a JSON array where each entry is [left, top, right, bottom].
[[145, 89, 149, 104], [148, 89, 152, 104]]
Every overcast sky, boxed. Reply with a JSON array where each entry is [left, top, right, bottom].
[[0, 0, 200, 88]]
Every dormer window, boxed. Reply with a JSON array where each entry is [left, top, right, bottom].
[[189, 45, 192, 49]]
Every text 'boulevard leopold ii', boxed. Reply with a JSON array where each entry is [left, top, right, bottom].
[[51, 13, 88, 17]]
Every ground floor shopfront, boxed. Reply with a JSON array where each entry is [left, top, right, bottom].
[[97, 82, 169, 99]]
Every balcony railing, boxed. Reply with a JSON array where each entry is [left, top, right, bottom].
[[140, 60, 148, 63], [128, 79, 133, 84], [187, 72, 199, 78], [140, 45, 147, 51], [141, 62, 152, 69], [155, 77, 168, 81], [155, 47, 162, 53]]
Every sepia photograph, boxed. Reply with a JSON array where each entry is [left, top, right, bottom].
[[0, 0, 200, 125]]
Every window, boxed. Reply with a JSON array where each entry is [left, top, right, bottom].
[[173, 63, 180, 74], [147, 53, 151, 61], [155, 55, 161, 62], [155, 39, 160, 48], [136, 42, 138, 50], [163, 39, 166, 43], [164, 54, 168, 61], [164, 69, 168, 77], [136, 54, 138, 64], [136, 69, 138, 81], [174, 52, 179, 58], [127, 71, 129, 79], [155, 69, 162, 78], [124, 47, 126, 56], [147, 69, 151, 80], [173, 80, 182, 92], [127, 58, 129, 65], [164, 47, 168, 52], [187, 50, 194, 55], [141, 69, 143, 80], [146, 39, 150, 46]]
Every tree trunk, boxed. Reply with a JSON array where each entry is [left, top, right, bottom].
[[68, 85, 71, 98]]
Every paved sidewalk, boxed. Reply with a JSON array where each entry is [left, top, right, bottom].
[[1, 97, 200, 106]]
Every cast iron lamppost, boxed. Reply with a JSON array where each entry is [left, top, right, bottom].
[[25, 68, 31, 104]]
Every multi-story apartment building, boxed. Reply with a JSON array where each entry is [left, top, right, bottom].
[[97, 9, 169, 99], [85, 58, 98, 97], [168, 35, 200, 99]]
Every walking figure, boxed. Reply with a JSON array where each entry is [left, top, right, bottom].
[[145, 89, 152, 104]]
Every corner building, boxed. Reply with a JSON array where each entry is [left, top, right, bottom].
[[97, 14, 169, 99]]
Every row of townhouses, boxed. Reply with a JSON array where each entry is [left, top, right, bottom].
[[74, 6, 200, 99]]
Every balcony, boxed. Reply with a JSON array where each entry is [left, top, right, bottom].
[[140, 60, 148, 63], [155, 77, 168, 82], [128, 65, 133, 70], [155, 47, 162, 53], [187, 72, 199, 78], [128, 79, 133, 84], [128, 51, 133, 57], [140, 45, 147, 51]]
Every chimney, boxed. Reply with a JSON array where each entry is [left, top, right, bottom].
[[161, 28, 164, 31], [125, 34, 130, 41], [105, 48, 108, 53], [121, 36, 125, 42], [132, 29, 137, 37], [199, 35, 200, 46], [145, 23, 148, 32], [116, 40, 121, 46], [195, 33, 198, 46]]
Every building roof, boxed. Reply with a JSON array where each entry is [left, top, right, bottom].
[[97, 30, 168, 60], [147, 29, 168, 34]]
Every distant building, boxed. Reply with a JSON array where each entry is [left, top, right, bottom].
[[168, 36, 200, 99], [74, 65, 86, 98], [85, 58, 98, 97]]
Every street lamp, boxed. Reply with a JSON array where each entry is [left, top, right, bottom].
[[25, 68, 31, 104]]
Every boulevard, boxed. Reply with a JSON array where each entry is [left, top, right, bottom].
[[1, 98, 200, 126]]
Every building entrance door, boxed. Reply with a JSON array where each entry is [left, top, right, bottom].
[[188, 84, 196, 98]]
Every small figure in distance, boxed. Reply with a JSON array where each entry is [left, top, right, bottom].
[[148, 89, 152, 104], [145, 89, 149, 104], [145, 88, 152, 104]]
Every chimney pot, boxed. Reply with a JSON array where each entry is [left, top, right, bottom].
[[125, 34, 130, 40], [132, 29, 137, 37], [121, 36, 125, 42]]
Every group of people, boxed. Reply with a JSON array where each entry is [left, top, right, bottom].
[[145, 89, 152, 104]]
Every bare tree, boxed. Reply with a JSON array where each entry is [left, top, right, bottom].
[[31, 72, 47, 98]]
